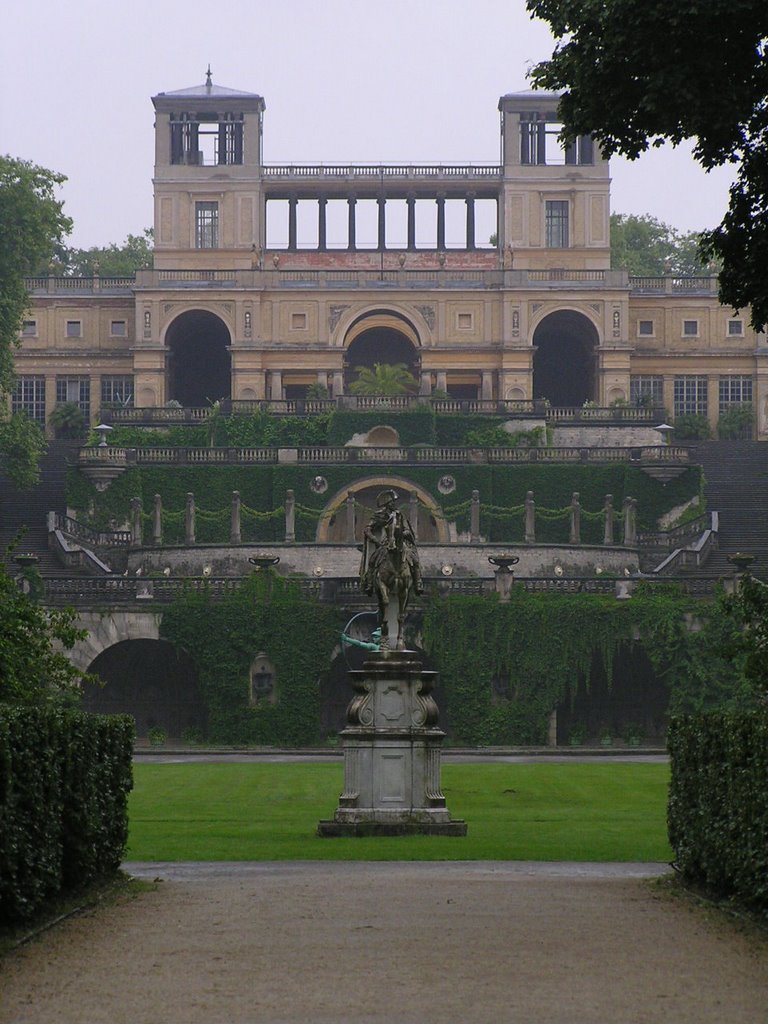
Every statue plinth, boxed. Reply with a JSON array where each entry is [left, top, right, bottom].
[[318, 651, 467, 837]]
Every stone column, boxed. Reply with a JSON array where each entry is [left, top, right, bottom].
[[409, 491, 419, 542], [152, 494, 163, 546], [185, 492, 196, 545], [230, 491, 242, 544], [270, 370, 283, 400], [603, 494, 615, 545], [623, 497, 637, 546], [481, 371, 493, 400], [347, 195, 357, 251], [470, 489, 481, 542], [436, 370, 448, 393], [406, 193, 416, 251], [346, 490, 356, 543], [332, 370, 344, 397], [285, 488, 296, 543], [525, 490, 536, 543], [288, 194, 298, 250], [377, 196, 386, 250], [436, 193, 446, 252], [569, 492, 581, 545], [318, 196, 327, 252], [465, 191, 476, 250], [130, 497, 143, 547]]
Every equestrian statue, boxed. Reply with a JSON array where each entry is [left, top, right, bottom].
[[359, 489, 423, 651]]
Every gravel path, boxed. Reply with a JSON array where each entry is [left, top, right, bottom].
[[2, 861, 766, 1024]]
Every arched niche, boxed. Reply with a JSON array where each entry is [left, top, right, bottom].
[[316, 477, 449, 544]]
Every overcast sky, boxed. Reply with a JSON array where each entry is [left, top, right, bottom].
[[2, 0, 736, 249]]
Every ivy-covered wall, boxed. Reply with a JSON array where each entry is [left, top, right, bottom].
[[153, 582, 745, 747], [159, 573, 344, 745], [68, 463, 702, 544]]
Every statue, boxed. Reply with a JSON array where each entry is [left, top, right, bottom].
[[359, 489, 423, 651]]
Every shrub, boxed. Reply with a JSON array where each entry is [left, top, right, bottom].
[[672, 413, 712, 440], [717, 403, 754, 440], [668, 711, 768, 912], [0, 707, 134, 923]]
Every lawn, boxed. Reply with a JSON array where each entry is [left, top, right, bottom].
[[126, 762, 672, 862]]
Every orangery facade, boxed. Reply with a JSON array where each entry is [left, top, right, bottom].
[[12, 74, 768, 438]]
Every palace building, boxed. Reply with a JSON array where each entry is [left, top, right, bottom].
[[13, 73, 768, 438]]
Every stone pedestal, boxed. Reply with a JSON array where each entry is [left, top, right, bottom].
[[318, 652, 466, 837]]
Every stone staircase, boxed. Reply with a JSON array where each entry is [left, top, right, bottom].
[[0, 440, 83, 576], [688, 441, 768, 579]]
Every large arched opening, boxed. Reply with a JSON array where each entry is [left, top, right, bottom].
[[82, 639, 206, 740], [532, 310, 599, 406], [343, 311, 420, 392], [166, 310, 231, 406]]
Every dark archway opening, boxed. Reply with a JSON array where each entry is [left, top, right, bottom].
[[556, 642, 669, 744], [82, 639, 207, 740], [166, 310, 231, 406], [344, 326, 419, 392], [532, 310, 598, 406]]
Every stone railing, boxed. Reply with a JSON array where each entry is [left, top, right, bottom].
[[260, 163, 503, 179], [638, 512, 714, 551], [38, 572, 722, 607], [629, 275, 718, 295], [49, 512, 131, 547], [78, 444, 689, 469]]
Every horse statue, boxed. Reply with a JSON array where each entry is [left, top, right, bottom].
[[359, 489, 423, 651]]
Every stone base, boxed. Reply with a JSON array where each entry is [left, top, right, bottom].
[[317, 818, 467, 837]]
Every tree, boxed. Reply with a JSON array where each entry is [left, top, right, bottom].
[[0, 156, 72, 395], [526, 0, 768, 328], [0, 412, 46, 488], [610, 214, 711, 277], [349, 363, 420, 397], [0, 553, 88, 706], [48, 229, 154, 277]]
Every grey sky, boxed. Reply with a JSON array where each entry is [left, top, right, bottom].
[[2, 0, 735, 249]]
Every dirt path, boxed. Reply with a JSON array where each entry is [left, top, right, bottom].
[[2, 862, 767, 1024]]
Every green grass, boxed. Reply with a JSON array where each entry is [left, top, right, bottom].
[[127, 762, 672, 862]]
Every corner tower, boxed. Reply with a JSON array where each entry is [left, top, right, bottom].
[[151, 69, 266, 270], [498, 91, 611, 270]]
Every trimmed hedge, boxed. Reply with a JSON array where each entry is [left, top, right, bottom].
[[668, 711, 768, 911], [0, 707, 134, 924]]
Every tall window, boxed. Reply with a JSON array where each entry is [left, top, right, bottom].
[[56, 377, 90, 420], [101, 375, 134, 408], [195, 202, 219, 248], [673, 376, 708, 417], [630, 376, 663, 407], [719, 376, 752, 412], [545, 201, 569, 248], [12, 377, 46, 424]]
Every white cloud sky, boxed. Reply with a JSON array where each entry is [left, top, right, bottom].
[[1, 0, 735, 248]]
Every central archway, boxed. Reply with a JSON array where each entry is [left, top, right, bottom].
[[343, 311, 420, 392], [166, 309, 232, 406], [532, 310, 599, 406]]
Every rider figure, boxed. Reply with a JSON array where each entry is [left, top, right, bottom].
[[359, 489, 424, 596]]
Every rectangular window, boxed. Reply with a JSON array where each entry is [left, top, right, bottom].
[[545, 201, 569, 248], [65, 320, 82, 338], [290, 312, 307, 330], [682, 319, 699, 337], [719, 376, 753, 412], [12, 376, 46, 424], [457, 312, 474, 330], [727, 319, 744, 337], [56, 377, 90, 420], [195, 201, 219, 248], [629, 376, 663, 407], [21, 319, 37, 337], [110, 320, 127, 337], [637, 320, 655, 337], [673, 376, 708, 417], [101, 375, 134, 408]]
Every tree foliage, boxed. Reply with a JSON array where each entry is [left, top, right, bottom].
[[0, 412, 46, 488], [610, 213, 711, 277], [526, 0, 768, 327], [0, 554, 89, 706], [47, 229, 153, 277], [349, 362, 420, 396], [0, 156, 71, 395]]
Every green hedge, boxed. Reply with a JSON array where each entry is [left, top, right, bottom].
[[0, 707, 134, 923], [667, 711, 768, 911]]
